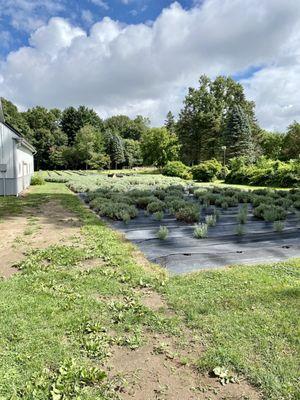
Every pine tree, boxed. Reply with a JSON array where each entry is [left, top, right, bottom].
[[106, 132, 125, 169], [224, 105, 254, 160], [164, 111, 176, 134]]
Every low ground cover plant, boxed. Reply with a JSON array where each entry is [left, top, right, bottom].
[[157, 226, 169, 240], [193, 223, 208, 238], [175, 204, 200, 223]]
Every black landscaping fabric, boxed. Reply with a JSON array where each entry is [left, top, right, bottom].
[[109, 207, 300, 274]]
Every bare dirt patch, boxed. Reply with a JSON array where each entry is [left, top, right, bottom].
[[0, 199, 83, 278], [108, 333, 261, 400]]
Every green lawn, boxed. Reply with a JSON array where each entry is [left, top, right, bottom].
[[0, 183, 299, 399]]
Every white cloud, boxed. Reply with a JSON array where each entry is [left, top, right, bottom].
[[90, 0, 109, 10], [1, 0, 300, 130]]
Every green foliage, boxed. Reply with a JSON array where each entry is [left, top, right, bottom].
[[175, 204, 200, 223], [235, 224, 245, 235], [205, 214, 217, 227], [22, 359, 106, 399], [31, 174, 45, 186], [226, 157, 300, 187], [253, 204, 287, 222], [141, 127, 180, 167], [177, 75, 257, 165], [224, 104, 254, 160], [193, 223, 208, 238], [191, 159, 222, 182], [237, 205, 248, 224], [157, 226, 169, 240], [147, 200, 165, 214], [282, 121, 300, 160], [273, 220, 284, 232], [154, 211, 164, 221], [105, 131, 125, 169], [162, 161, 191, 179]]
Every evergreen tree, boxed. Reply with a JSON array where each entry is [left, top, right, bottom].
[[177, 75, 257, 164], [224, 105, 254, 160], [164, 111, 176, 134], [106, 131, 125, 169]]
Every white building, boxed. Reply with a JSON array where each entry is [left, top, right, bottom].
[[0, 100, 36, 196]]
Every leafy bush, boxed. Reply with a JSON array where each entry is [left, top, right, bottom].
[[157, 226, 169, 240], [191, 159, 222, 182], [135, 196, 157, 209], [147, 200, 165, 213], [235, 224, 245, 236], [175, 204, 200, 223], [225, 157, 300, 187], [274, 220, 284, 232], [89, 198, 138, 220], [205, 214, 217, 227], [253, 204, 287, 222], [154, 211, 164, 221], [162, 161, 191, 179], [193, 223, 208, 238], [31, 174, 45, 185], [237, 205, 248, 224]]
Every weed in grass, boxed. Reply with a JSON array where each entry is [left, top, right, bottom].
[[157, 226, 169, 240], [273, 220, 284, 232], [154, 211, 164, 221], [193, 223, 208, 239]]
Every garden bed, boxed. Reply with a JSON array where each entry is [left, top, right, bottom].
[[73, 173, 300, 274]]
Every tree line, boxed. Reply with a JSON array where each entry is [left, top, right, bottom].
[[2, 75, 299, 170]]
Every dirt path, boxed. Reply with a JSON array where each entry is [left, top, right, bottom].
[[106, 289, 262, 400], [0, 199, 83, 278]]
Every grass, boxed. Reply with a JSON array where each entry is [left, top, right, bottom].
[[164, 261, 300, 400], [0, 182, 299, 399]]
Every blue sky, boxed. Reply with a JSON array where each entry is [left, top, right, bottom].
[[0, 0, 195, 56], [0, 0, 299, 131]]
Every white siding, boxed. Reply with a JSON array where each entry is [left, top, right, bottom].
[[0, 121, 18, 178], [0, 121, 34, 195]]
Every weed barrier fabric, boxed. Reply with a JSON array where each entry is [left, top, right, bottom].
[[110, 212, 300, 274], [80, 194, 300, 274]]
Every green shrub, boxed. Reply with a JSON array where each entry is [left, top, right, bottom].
[[162, 161, 191, 179], [154, 211, 164, 221], [274, 220, 284, 232], [237, 205, 248, 224], [175, 204, 200, 223], [166, 198, 187, 213], [253, 204, 287, 222], [191, 159, 222, 182], [235, 224, 245, 236], [205, 214, 217, 227], [31, 174, 45, 185], [135, 196, 157, 209], [147, 200, 165, 213], [157, 226, 169, 240], [193, 223, 208, 239]]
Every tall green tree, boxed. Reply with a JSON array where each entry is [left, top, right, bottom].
[[104, 115, 149, 140], [177, 75, 257, 164], [164, 111, 176, 134], [123, 139, 142, 168], [74, 124, 107, 169], [282, 121, 300, 159], [224, 105, 254, 160], [105, 131, 125, 169], [61, 106, 103, 144], [260, 130, 285, 159], [1, 98, 32, 139], [141, 127, 180, 167]]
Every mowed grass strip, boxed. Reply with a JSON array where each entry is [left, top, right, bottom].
[[0, 182, 299, 399]]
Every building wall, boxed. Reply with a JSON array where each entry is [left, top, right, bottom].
[[0, 122, 34, 195]]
